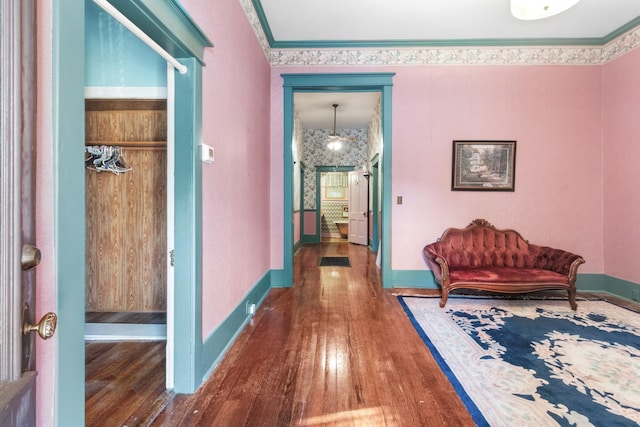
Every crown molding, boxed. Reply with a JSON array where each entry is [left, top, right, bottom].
[[107, 0, 213, 63], [240, 0, 640, 66]]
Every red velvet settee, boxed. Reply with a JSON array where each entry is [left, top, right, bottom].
[[423, 219, 585, 309]]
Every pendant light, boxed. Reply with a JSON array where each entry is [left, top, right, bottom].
[[511, 0, 580, 20]]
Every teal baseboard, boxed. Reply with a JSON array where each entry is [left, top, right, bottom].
[[577, 273, 640, 302], [303, 234, 320, 244], [200, 270, 271, 381], [576, 273, 608, 291], [390, 270, 438, 288], [270, 268, 290, 288]]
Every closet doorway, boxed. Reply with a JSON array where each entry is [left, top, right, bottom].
[[84, 99, 168, 337]]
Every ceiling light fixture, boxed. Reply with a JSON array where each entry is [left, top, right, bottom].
[[326, 104, 356, 151], [511, 0, 580, 20], [327, 140, 342, 151]]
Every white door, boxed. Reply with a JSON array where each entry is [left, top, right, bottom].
[[348, 170, 369, 245]]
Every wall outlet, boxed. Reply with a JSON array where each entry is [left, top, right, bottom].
[[632, 290, 640, 302], [246, 301, 256, 316]]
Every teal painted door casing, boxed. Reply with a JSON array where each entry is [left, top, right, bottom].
[[54, 1, 212, 425], [282, 73, 395, 288]]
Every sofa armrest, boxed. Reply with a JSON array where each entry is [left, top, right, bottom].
[[423, 245, 450, 285], [532, 245, 585, 278]]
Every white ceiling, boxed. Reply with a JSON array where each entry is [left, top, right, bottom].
[[294, 92, 381, 129], [275, 0, 640, 129], [261, 0, 640, 43]]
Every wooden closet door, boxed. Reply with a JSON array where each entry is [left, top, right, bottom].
[[85, 100, 167, 312]]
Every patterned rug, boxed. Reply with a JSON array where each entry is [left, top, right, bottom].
[[399, 297, 640, 427]]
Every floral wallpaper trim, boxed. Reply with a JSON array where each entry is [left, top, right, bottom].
[[238, 0, 270, 60], [239, 0, 640, 66]]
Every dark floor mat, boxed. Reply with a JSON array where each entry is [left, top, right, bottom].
[[319, 256, 351, 267]]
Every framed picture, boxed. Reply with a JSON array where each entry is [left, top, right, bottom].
[[452, 141, 516, 191]]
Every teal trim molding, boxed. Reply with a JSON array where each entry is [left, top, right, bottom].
[[250, 0, 275, 47], [304, 234, 321, 244], [282, 73, 395, 289], [105, 0, 213, 63], [391, 270, 438, 289], [172, 58, 204, 394], [271, 37, 607, 50], [577, 274, 640, 302], [201, 271, 271, 380], [270, 269, 287, 288], [54, 1, 86, 425]]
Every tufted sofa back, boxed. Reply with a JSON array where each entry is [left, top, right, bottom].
[[424, 219, 581, 275], [425, 224, 538, 269]]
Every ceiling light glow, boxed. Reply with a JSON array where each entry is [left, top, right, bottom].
[[511, 0, 580, 20]]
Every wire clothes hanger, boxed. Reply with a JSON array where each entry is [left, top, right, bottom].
[[85, 145, 132, 175]]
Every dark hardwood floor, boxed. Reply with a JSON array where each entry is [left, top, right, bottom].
[[151, 242, 473, 426], [86, 243, 638, 426]]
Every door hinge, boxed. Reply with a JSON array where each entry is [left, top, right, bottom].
[[169, 249, 175, 267]]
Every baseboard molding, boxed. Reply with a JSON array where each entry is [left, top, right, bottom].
[[390, 270, 438, 288], [270, 268, 289, 288], [605, 275, 640, 302], [303, 234, 320, 244], [200, 270, 271, 381]]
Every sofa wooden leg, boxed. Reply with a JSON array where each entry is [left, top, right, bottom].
[[439, 292, 448, 308], [568, 289, 577, 310]]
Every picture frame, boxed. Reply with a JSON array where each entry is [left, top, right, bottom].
[[452, 140, 516, 191]]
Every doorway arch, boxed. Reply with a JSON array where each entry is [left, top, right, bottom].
[[282, 73, 395, 287]]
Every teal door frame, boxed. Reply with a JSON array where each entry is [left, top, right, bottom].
[[54, 1, 211, 424], [282, 73, 395, 288], [370, 153, 380, 252]]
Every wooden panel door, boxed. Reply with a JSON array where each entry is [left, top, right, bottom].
[[348, 170, 369, 245]]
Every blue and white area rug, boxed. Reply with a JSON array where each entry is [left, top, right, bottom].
[[399, 297, 640, 427]]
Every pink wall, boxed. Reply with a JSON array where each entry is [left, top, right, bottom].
[[293, 212, 300, 243], [391, 65, 603, 271], [304, 211, 317, 235], [180, 0, 272, 337], [270, 64, 605, 274], [603, 48, 640, 284]]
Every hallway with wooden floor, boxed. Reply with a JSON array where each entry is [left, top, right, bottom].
[[87, 243, 474, 426], [155, 242, 472, 426]]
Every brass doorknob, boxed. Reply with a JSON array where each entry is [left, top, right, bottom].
[[23, 312, 57, 340]]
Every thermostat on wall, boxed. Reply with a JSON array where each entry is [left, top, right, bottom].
[[201, 144, 214, 163]]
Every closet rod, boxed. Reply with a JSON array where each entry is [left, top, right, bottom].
[[92, 0, 188, 75]]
